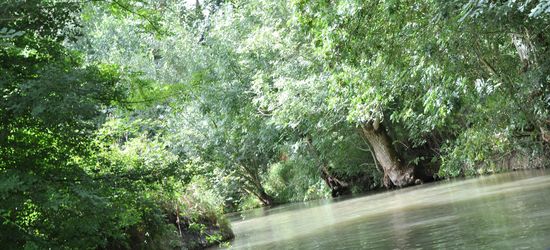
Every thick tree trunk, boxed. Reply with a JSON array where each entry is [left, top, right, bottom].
[[542, 120, 550, 143], [304, 136, 350, 197], [361, 123, 415, 187], [238, 164, 275, 206], [511, 32, 534, 72], [320, 167, 350, 197], [510, 32, 550, 145], [243, 185, 274, 206], [256, 188, 274, 206]]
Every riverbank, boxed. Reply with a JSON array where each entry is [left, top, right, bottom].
[[227, 149, 549, 216], [224, 169, 550, 249]]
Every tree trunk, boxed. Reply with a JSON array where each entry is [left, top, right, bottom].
[[510, 30, 550, 145], [511, 32, 533, 72], [238, 165, 275, 206], [304, 136, 350, 197], [320, 167, 350, 197], [256, 188, 274, 206], [542, 120, 550, 143], [244, 186, 274, 206], [361, 123, 415, 187]]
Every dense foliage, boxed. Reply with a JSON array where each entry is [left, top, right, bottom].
[[0, 1, 229, 249], [1, 0, 549, 248]]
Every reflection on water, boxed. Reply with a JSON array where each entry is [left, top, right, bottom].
[[222, 169, 550, 249]]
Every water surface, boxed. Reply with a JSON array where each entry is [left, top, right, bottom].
[[224, 169, 550, 249]]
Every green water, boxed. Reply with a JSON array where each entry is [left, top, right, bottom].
[[224, 169, 550, 249]]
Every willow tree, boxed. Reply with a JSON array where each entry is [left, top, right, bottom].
[[293, 0, 450, 186], [432, 0, 550, 175], [293, 0, 550, 185]]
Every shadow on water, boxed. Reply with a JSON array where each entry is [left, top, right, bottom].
[[221, 169, 550, 249]]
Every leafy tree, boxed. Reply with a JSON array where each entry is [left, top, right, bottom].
[[0, 1, 228, 248], [0, 1, 127, 247], [432, 0, 550, 175]]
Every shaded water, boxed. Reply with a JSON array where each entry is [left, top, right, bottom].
[[223, 169, 550, 249]]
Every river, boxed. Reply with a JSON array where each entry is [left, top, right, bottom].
[[221, 169, 550, 249]]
